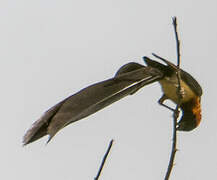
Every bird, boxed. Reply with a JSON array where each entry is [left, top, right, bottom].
[[23, 55, 202, 145], [145, 54, 202, 131]]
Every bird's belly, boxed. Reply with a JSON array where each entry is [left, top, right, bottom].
[[159, 78, 195, 103]]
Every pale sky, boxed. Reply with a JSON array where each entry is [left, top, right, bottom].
[[2, 0, 217, 179]]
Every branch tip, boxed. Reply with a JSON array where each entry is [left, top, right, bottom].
[[94, 139, 114, 180]]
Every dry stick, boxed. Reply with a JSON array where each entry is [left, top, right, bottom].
[[164, 17, 182, 180], [94, 139, 114, 180]]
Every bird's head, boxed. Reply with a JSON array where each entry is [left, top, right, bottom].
[[177, 97, 202, 131]]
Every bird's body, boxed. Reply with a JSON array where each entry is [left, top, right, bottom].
[[23, 56, 202, 145], [144, 56, 202, 131], [159, 75, 202, 129], [160, 76, 195, 103]]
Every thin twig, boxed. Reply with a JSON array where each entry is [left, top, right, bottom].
[[173, 17, 181, 67], [164, 17, 182, 180], [94, 139, 114, 180]]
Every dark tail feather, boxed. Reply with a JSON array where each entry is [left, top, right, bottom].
[[23, 119, 48, 146], [143, 56, 168, 71], [23, 99, 66, 145]]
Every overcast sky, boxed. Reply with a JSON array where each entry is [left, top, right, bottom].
[[2, 0, 217, 179]]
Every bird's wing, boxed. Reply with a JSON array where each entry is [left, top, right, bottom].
[[23, 63, 163, 145]]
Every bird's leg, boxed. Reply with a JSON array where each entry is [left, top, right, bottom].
[[158, 94, 176, 112]]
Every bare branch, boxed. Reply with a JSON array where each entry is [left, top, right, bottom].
[[172, 17, 181, 68], [164, 16, 182, 180], [94, 139, 114, 180]]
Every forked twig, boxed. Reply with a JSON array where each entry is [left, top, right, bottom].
[[164, 17, 182, 180], [94, 139, 114, 180]]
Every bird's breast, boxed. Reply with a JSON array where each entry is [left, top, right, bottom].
[[159, 76, 195, 104]]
